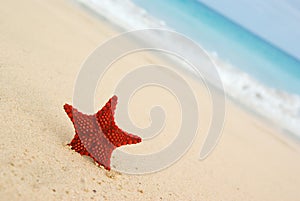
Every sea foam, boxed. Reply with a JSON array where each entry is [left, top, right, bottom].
[[75, 0, 300, 137]]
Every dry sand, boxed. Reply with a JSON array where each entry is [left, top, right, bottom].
[[1, 0, 300, 200]]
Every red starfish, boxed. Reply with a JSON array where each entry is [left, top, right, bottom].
[[64, 95, 142, 170]]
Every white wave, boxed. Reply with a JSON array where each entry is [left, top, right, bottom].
[[75, 0, 300, 136], [211, 53, 300, 135], [76, 0, 167, 29]]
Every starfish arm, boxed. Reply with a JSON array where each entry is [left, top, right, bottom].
[[64, 104, 92, 156], [68, 133, 91, 156], [96, 96, 142, 147], [89, 137, 115, 170], [110, 127, 142, 147], [68, 132, 114, 170], [64, 104, 75, 123], [96, 95, 118, 132]]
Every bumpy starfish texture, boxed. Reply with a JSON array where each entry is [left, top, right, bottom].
[[64, 95, 142, 170]]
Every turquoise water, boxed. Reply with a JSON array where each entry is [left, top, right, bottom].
[[132, 0, 300, 95]]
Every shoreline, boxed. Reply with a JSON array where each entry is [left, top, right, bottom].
[[73, 0, 300, 139], [72, 0, 300, 151], [228, 96, 300, 151]]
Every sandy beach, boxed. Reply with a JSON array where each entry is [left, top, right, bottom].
[[1, 0, 300, 200]]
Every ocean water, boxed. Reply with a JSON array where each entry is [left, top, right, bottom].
[[75, 0, 300, 137]]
